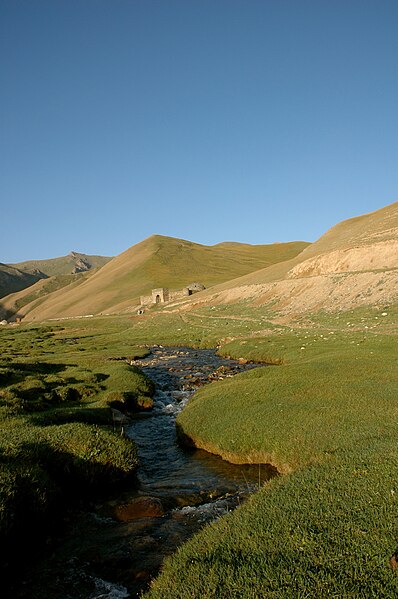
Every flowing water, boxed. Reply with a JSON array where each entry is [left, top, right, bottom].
[[16, 347, 276, 599]]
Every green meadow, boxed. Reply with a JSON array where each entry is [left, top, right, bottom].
[[141, 305, 398, 597], [1, 302, 397, 596], [0, 317, 152, 584]]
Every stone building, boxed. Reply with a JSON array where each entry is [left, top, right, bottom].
[[183, 282, 206, 296], [140, 282, 205, 307], [151, 288, 169, 304]]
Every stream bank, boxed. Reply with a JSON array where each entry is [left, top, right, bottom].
[[15, 347, 276, 599]]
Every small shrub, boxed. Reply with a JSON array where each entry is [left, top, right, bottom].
[[53, 385, 81, 403], [136, 395, 154, 410], [73, 383, 97, 399], [106, 390, 153, 412], [0, 389, 26, 413]]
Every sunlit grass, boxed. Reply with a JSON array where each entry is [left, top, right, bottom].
[[0, 318, 151, 585], [1, 302, 397, 596], [142, 304, 398, 597]]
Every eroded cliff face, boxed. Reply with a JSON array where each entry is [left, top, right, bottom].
[[286, 240, 398, 278], [185, 203, 398, 318], [190, 267, 397, 316], [69, 253, 92, 274]]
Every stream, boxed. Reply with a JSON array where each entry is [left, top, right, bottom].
[[16, 347, 276, 599]]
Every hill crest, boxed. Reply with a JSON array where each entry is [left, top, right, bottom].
[[9, 251, 112, 277], [1, 237, 309, 321]]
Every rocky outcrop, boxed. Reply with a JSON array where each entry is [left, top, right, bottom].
[[70, 252, 92, 274]]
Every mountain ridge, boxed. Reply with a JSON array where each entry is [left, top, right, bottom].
[[2, 201, 396, 323], [9, 251, 112, 277], [0, 237, 309, 321]]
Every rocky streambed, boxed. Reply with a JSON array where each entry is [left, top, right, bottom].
[[16, 347, 276, 599]]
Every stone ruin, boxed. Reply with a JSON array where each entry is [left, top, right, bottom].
[[151, 288, 170, 304], [140, 282, 206, 307], [184, 282, 206, 296]]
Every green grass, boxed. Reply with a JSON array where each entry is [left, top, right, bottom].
[[144, 440, 398, 598], [141, 304, 398, 597], [2, 303, 398, 597], [91, 304, 280, 350], [176, 331, 398, 471], [0, 318, 152, 585], [0, 415, 139, 584]]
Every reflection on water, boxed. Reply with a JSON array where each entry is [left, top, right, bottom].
[[16, 347, 276, 599]]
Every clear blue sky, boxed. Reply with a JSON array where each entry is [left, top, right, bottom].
[[1, 0, 397, 262]]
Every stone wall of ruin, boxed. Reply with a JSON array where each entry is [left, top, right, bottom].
[[140, 285, 202, 306], [169, 289, 189, 301], [140, 295, 153, 306]]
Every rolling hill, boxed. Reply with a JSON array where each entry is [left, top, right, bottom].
[[0, 263, 45, 300], [1, 236, 309, 321], [4, 201, 396, 323], [0, 271, 97, 322], [0, 252, 112, 305], [192, 201, 398, 316]]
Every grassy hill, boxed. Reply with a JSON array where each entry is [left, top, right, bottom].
[[0, 252, 111, 307], [0, 263, 45, 300], [8, 236, 308, 322], [0, 271, 96, 322]]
